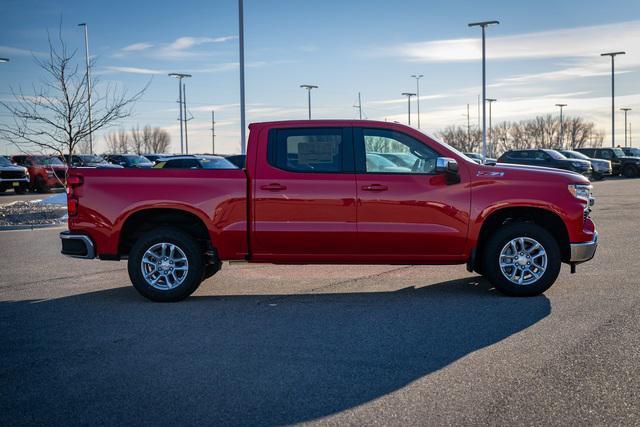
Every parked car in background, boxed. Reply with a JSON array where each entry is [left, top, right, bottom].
[[61, 120, 597, 301], [622, 147, 640, 158], [12, 155, 67, 192], [464, 152, 497, 164], [223, 154, 246, 169], [377, 152, 417, 169], [366, 153, 412, 173], [153, 155, 238, 170], [0, 155, 30, 194], [62, 154, 123, 168], [497, 149, 592, 175], [141, 154, 164, 163], [104, 154, 154, 168], [576, 147, 640, 178], [558, 150, 612, 181]]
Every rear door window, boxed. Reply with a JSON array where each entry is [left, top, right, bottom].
[[270, 128, 352, 173]]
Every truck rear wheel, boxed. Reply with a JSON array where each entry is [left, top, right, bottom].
[[482, 223, 561, 297], [622, 164, 638, 178], [127, 227, 204, 302]]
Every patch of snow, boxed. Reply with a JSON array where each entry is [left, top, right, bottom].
[[35, 193, 67, 205]]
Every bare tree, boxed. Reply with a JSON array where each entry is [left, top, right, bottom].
[[130, 125, 144, 154], [438, 125, 481, 153], [144, 126, 171, 153], [104, 128, 130, 153], [0, 25, 146, 162]]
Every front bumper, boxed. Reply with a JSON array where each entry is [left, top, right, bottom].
[[570, 232, 598, 263], [0, 177, 29, 184], [60, 231, 95, 259]]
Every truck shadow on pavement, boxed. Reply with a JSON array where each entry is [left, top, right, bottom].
[[1, 276, 550, 425]]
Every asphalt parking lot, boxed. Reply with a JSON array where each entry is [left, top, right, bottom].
[[1, 179, 639, 426]]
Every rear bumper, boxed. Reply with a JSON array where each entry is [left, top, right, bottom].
[[60, 231, 95, 259], [570, 232, 598, 263]]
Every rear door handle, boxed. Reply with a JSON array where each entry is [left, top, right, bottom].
[[260, 183, 287, 191], [361, 184, 388, 192]]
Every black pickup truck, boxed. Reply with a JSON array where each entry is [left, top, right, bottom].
[[576, 147, 640, 178]]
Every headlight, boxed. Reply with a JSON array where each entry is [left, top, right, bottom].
[[572, 161, 586, 168], [568, 184, 592, 202]]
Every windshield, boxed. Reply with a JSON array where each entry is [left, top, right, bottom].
[[0, 157, 13, 166], [36, 156, 64, 166], [543, 149, 566, 160], [80, 155, 106, 163], [613, 148, 625, 157], [126, 155, 152, 164], [625, 148, 640, 156], [200, 157, 237, 169], [563, 150, 590, 160]]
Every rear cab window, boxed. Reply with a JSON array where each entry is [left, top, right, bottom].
[[268, 127, 353, 173]]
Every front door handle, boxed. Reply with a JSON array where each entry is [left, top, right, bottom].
[[361, 184, 388, 192], [260, 183, 287, 191]]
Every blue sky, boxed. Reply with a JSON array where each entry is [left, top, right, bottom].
[[1, 0, 639, 154]]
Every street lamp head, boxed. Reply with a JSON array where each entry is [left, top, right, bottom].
[[0, 58, 9, 63], [168, 73, 192, 79], [621, 108, 632, 112], [601, 51, 626, 57], [77, 23, 86, 27], [556, 103, 567, 107], [468, 20, 500, 27], [300, 84, 318, 90], [487, 98, 497, 102], [411, 74, 424, 79], [401, 92, 416, 97]]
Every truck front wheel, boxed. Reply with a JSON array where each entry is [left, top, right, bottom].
[[482, 223, 561, 297], [127, 227, 205, 302]]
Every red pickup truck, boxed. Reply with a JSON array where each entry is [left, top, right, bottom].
[[60, 120, 598, 301]]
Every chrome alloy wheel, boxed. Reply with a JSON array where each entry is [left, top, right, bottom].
[[499, 237, 547, 286], [140, 242, 189, 290]]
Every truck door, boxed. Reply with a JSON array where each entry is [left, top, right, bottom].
[[353, 127, 469, 261], [251, 126, 358, 262]]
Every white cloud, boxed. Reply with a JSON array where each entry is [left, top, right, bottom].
[[102, 66, 166, 75], [122, 42, 154, 52], [384, 20, 640, 62]]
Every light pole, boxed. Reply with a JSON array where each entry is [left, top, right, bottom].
[[401, 92, 416, 125], [78, 23, 93, 154], [353, 92, 363, 120], [411, 74, 424, 128], [300, 84, 318, 119], [621, 108, 632, 147], [601, 51, 625, 147], [211, 110, 216, 154], [238, 0, 246, 154], [168, 73, 192, 154], [487, 98, 496, 158], [469, 20, 499, 164], [556, 103, 567, 148]]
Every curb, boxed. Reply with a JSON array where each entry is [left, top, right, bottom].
[[0, 223, 66, 231]]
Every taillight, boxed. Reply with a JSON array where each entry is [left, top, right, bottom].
[[67, 198, 78, 216], [66, 175, 83, 216], [67, 175, 83, 187]]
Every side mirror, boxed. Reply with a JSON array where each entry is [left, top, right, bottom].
[[436, 157, 458, 174], [435, 157, 460, 184]]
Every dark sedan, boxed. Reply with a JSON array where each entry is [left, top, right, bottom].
[[497, 149, 591, 175]]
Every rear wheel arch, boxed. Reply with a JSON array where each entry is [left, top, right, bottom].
[[118, 208, 213, 257], [473, 206, 570, 271]]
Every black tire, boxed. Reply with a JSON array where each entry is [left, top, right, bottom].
[[622, 165, 638, 178], [127, 227, 204, 302], [14, 184, 27, 194], [35, 176, 50, 193], [482, 223, 561, 297]]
